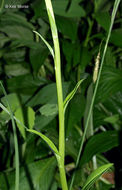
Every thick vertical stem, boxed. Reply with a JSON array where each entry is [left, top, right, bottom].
[[44, 0, 68, 189]]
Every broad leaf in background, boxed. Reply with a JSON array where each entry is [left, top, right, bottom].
[[104, 114, 119, 125], [1, 93, 20, 112], [6, 74, 47, 95], [5, 63, 29, 77], [82, 164, 113, 190], [27, 82, 70, 107], [3, 49, 26, 63], [0, 33, 9, 48], [0, 157, 56, 190], [39, 104, 58, 116], [94, 0, 112, 12], [80, 131, 119, 165], [30, 46, 48, 73], [96, 66, 122, 103], [67, 0, 86, 17], [0, 25, 33, 41], [94, 12, 111, 31], [0, 12, 34, 30], [104, 91, 122, 120], [110, 29, 122, 48], [34, 114, 56, 130], [56, 17, 78, 41], [52, 0, 85, 18]]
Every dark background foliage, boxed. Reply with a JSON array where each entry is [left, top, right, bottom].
[[0, 0, 122, 189]]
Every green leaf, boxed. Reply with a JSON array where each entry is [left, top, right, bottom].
[[0, 25, 33, 41], [0, 12, 34, 30], [82, 164, 113, 190], [34, 114, 56, 130], [27, 82, 70, 107], [0, 33, 9, 48], [14, 106, 35, 137], [110, 29, 122, 47], [64, 79, 84, 112], [52, 0, 85, 18], [56, 17, 78, 41], [104, 91, 122, 120], [14, 108, 26, 139], [27, 129, 59, 156], [67, 0, 86, 17], [96, 66, 122, 103], [33, 31, 54, 58], [0, 102, 28, 131], [5, 63, 29, 77], [81, 131, 119, 165], [0, 82, 20, 190], [3, 49, 26, 62], [7, 74, 47, 95], [94, 0, 112, 12], [29, 45, 48, 73], [39, 104, 58, 116], [104, 114, 119, 124], [95, 12, 111, 31], [27, 107, 35, 129], [0, 157, 56, 190], [1, 93, 20, 112], [66, 94, 85, 135]]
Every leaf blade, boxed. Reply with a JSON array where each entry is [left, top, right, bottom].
[[82, 164, 113, 190], [27, 129, 59, 156], [33, 30, 54, 58], [63, 79, 84, 112]]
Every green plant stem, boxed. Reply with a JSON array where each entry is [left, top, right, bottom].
[[69, 0, 121, 189], [44, 0, 68, 189], [84, 18, 93, 47], [52, 16, 68, 190], [0, 82, 19, 190]]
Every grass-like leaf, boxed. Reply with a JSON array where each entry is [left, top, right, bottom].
[[27, 129, 59, 156], [82, 164, 113, 190], [63, 79, 84, 113], [33, 30, 54, 58]]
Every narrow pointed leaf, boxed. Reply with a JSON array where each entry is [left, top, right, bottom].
[[82, 163, 113, 190], [33, 31, 54, 58], [27, 129, 59, 156], [63, 79, 84, 112]]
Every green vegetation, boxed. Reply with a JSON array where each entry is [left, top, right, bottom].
[[0, 0, 122, 189]]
